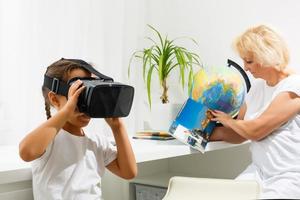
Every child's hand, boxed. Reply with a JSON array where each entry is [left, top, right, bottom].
[[62, 80, 85, 116], [211, 110, 233, 128], [105, 118, 123, 130]]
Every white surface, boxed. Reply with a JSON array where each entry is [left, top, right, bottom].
[[0, 0, 143, 145], [0, 146, 31, 184], [133, 172, 184, 188], [0, 140, 248, 183], [132, 139, 197, 163], [132, 138, 248, 163], [162, 176, 260, 200]]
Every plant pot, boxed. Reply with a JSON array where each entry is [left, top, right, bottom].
[[143, 103, 182, 131]]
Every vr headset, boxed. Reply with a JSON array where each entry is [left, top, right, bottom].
[[43, 58, 134, 118]]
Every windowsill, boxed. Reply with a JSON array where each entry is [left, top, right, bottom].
[[0, 139, 249, 184]]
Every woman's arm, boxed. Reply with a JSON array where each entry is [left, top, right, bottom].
[[210, 103, 247, 143], [210, 126, 247, 143], [105, 118, 137, 180], [212, 91, 300, 141], [19, 80, 85, 162]]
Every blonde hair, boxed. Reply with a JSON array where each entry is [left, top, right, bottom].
[[234, 25, 289, 70]]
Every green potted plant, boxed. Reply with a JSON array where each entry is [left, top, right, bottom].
[[128, 25, 202, 109]]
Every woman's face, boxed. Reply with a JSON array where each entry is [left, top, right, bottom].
[[242, 57, 263, 78]]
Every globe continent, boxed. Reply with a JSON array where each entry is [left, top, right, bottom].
[[191, 66, 246, 116]]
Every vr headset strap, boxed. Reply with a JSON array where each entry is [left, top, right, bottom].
[[61, 58, 114, 82], [43, 58, 114, 96], [43, 75, 69, 96]]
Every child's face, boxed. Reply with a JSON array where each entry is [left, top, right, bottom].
[[56, 68, 92, 128]]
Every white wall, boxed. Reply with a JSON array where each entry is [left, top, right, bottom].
[[2, 0, 300, 144], [143, 0, 300, 69], [2, 1, 300, 199], [0, 0, 144, 145], [132, 0, 300, 131]]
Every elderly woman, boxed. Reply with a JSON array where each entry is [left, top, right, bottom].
[[211, 25, 300, 199]]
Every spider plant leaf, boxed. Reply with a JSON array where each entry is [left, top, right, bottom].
[[143, 47, 154, 81], [186, 53, 194, 93], [189, 52, 202, 66], [147, 24, 164, 49], [151, 54, 159, 68], [154, 46, 162, 57], [134, 55, 143, 59], [142, 49, 149, 81], [188, 68, 194, 95], [177, 48, 187, 88], [163, 35, 168, 52], [188, 37, 199, 46], [167, 63, 179, 75], [172, 36, 200, 47], [145, 36, 158, 46], [163, 46, 173, 76], [186, 52, 193, 66], [128, 51, 140, 78], [164, 61, 172, 78], [158, 54, 164, 86], [128, 25, 202, 107], [166, 60, 173, 72], [146, 64, 155, 109]]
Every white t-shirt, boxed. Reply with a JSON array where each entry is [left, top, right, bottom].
[[237, 75, 300, 199], [31, 129, 117, 200]]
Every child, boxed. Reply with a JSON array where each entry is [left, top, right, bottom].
[[19, 58, 137, 200]]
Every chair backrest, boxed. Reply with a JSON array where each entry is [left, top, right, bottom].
[[162, 176, 260, 200]]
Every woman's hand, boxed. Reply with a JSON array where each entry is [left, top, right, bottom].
[[211, 110, 233, 128]]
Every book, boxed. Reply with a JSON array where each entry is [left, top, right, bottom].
[[168, 98, 216, 152]]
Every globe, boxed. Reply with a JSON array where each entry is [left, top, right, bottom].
[[191, 65, 247, 116]]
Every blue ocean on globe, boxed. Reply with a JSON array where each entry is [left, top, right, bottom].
[[191, 66, 247, 116]]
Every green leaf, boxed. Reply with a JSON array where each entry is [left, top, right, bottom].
[[176, 49, 187, 88], [146, 64, 155, 109], [127, 24, 202, 107], [188, 68, 194, 96], [145, 36, 158, 46], [158, 54, 164, 86], [142, 49, 149, 81], [128, 51, 143, 78], [166, 63, 179, 75], [147, 24, 164, 50], [171, 36, 200, 48]]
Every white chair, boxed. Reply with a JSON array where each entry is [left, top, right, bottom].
[[162, 176, 260, 200]]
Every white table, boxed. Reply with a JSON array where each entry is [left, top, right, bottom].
[[0, 139, 247, 183], [0, 139, 248, 200], [131, 139, 247, 163]]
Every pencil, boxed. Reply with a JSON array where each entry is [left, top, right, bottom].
[[136, 131, 170, 137], [133, 135, 174, 140]]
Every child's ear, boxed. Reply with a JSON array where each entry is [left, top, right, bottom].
[[48, 91, 60, 109]]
